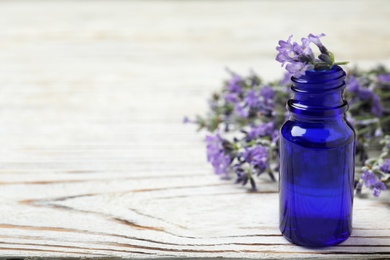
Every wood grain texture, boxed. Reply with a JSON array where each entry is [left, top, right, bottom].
[[0, 0, 389, 258]]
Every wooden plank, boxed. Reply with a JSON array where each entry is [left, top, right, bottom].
[[0, 0, 389, 258]]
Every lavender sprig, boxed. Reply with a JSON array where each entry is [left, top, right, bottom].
[[276, 33, 348, 77]]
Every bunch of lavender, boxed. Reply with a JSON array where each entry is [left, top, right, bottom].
[[357, 135, 390, 197], [185, 34, 390, 196], [348, 66, 390, 197], [184, 70, 290, 190], [345, 65, 390, 167]]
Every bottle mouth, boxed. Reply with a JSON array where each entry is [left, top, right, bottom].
[[287, 65, 348, 117], [291, 65, 346, 92]]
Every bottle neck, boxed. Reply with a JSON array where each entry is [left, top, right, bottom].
[[290, 113, 346, 123], [287, 65, 348, 118]]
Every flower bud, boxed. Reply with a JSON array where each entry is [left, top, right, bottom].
[[319, 53, 332, 63]]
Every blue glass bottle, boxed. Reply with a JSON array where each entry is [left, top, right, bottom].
[[279, 65, 356, 247]]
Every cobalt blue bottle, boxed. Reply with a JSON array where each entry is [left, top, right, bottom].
[[279, 65, 356, 247]]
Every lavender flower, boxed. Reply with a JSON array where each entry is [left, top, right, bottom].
[[361, 169, 387, 197], [260, 86, 274, 99], [234, 103, 249, 118], [308, 33, 327, 52], [206, 134, 231, 176], [346, 76, 361, 94], [275, 35, 295, 66], [260, 86, 275, 107], [242, 145, 268, 173], [286, 62, 314, 77], [183, 116, 190, 124], [227, 75, 242, 93], [234, 167, 249, 185], [379, 159, 390, 173], [346, 75, 383, 116], [358, 88, 374, 100], [248, 122, 274, 139], [293, 37, 313, 57], [234, 167, 257, 191], [371, 94, 383, 116], [224, 93, 239, 103], [276, 33, 347, 77], [361, 170, 377, 186], [378, 73, 390, 83], [276, 34, 316, 77], [244, 90, 258, 108], [271, 130, 280, 144], [372, 182, 386, 197]]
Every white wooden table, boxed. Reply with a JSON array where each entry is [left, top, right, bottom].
[[0, 0, 389, 258]]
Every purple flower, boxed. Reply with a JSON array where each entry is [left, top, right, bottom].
[[371, 94, 383, 116], [276, 33, 336, 77], [259, 86, 275, 109], [346, 76, 361, 94], [293, 37, 313, 57], [286, 62, 314, 77], [276, 34, 325, 77], [378, 73, 390, 83], [227, 75, 242, 94], [275, 35, 314, 69], [244, 90, 258, 108], [234, 167, 257, 191], [183, 116, 190, 124], [224, 93, 239, 103], [358, 88, 374, 100], [380, 159, 390, 173], [346, 76, 372, 99], [234, 168, 249, 184], [206, 134, 222, 161], [346, 75, 383, 116], [260, 86, 275, 101], [372, 182, 386, 197], [234, 103, 249, 118], [206, 134, 231, 176], [248, 122, 274, 139], [361, 169, 387, 197], [308, 33, 326, 48], [243, 145, 268, 173], [271, 130, 280, 144], [361, 170, 377, 186], [276, 35, 295, 66]]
